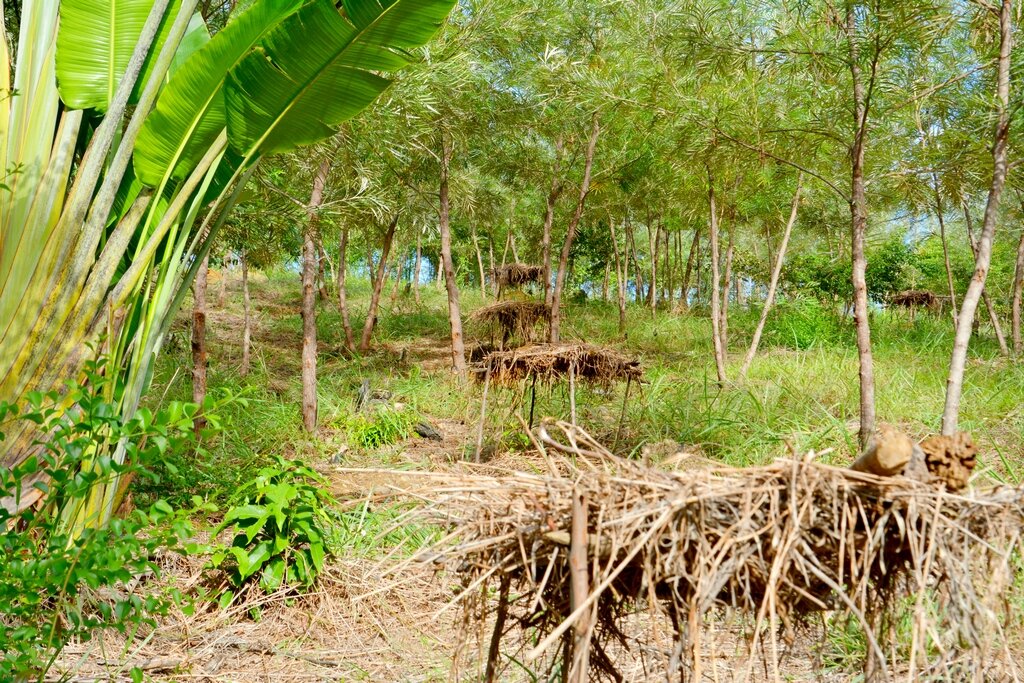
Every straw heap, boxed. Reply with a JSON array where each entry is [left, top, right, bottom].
[[470, 301, 551, 342], [419, 422, 1024, 681], [492, 263, 544, 288], [477, 343, 642, 387]]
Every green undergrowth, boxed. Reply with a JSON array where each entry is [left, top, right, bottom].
[[141, 271, 1024, 538], [341, 404, 420, 450]]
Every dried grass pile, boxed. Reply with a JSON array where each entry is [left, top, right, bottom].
[[478, 343, 642, 387], [470, 301, 551, 342], [417, 422, 1024, 681], [890, 289, 941, 311], [493, 263, 544, 289]]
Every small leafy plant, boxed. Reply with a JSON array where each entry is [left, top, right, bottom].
[[0, 360, 200, 680], [344, 405, 419, 450], [209, 456, 337, 602]]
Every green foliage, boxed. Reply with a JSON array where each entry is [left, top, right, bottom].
[[763, 296, 843, 350], [783, 251, 852, 303], [0, 361, 197, 680], [344, 405, 419, 449], [209, 456, 337, 600], [914, 234, 974, 297], [132, 386, 263, 510], [866, 236, 916, 300]]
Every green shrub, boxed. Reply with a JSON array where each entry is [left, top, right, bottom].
[[209, 456, 337, 602], [132, 384, 262, 510], [344, 405, 419, 449], [0, 361, 198, 680], [764, 296, 843, 350]]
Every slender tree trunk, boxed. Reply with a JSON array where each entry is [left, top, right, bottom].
[[439, 131, 468, 381], [500, 230, 511, 268], [626, 217, 644, 304], [217, 259, 228, 307], [503, 200, 515, 268], [707, 168, 728, 383], [472, 225, 487, 299], [488, 231, 497, 298], [301, 160, 329, 434], [741, 174, 802, 376], [679, 229, 700, 311], [696, 240, 705, 306], [933, 175, 958, 333], [388, 248, 402, 308], [550, 114, 600, 344], [510, 233, 520, 262], [646, 211, 657, 309], [541, 136, 565, 306], [964, 204, 1009, 355], [665, 227, 674, 307], [413, 229, 423, 305], [648, 218, 659, 314], [942, 0, 1013, 435], [602, 262, 610, 302], [336, 223, 356, 352], [846, 5, 876, 449], [610, 215, 627, 336], [191, 254, 209, 437], [359, 215, 399, 352], [721, 227, 734, 350], [240, 250, 252, 377], [316, 240, 329, 302], [1012, 228, 1024, 355]]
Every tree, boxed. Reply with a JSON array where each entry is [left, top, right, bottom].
[[941, 0, 1015, 434], [550, 114, 601, 343], [741, 173, 803, 377], [359, 213, 401, 352], [302, 159, 330, 433]]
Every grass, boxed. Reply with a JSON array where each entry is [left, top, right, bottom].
[[138, 270, 1024, 507]]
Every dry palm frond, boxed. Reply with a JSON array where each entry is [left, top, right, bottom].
[[492, 263, 544, 288], [469, 301, 551, 342], [476, 343, 642, 387], [413, 422, 1024, 681]]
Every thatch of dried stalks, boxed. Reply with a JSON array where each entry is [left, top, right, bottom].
[[414, 422, 1024, 682], [470, 301, 551, 342], [493, 263, 544, 288], [477, 343, 642, 387], [890, 289, 942, 311]]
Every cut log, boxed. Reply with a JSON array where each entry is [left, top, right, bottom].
[[850, 424, 914, 476]]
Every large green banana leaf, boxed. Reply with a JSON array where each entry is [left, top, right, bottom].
[[134, 0, 304, 187], [55, 0, 188, 111], [226, 0, 453, 155]]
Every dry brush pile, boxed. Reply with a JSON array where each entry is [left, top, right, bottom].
[[492, 263, 544, 290], [470, 301, 551, 344], [404, 422, 1024, 681], [475, 343, 643, 387]]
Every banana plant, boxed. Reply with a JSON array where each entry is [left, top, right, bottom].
[[0, 0, 455, 530]]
